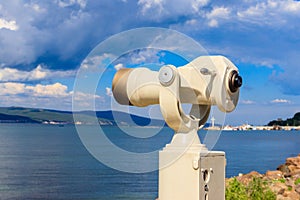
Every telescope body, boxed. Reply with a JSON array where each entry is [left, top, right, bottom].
[[112, 56, 242, 132], [112, 55, 242, 200]]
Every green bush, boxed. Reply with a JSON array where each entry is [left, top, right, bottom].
[[226, 177, 276, 200], [226, 178, 248, 200], [271, 178, 285, 184], [278, 178, 286, 183], [247, 178, 276, 200]]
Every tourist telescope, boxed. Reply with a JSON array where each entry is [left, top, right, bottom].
[[112, 56, 242, 200]]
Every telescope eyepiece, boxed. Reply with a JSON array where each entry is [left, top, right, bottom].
[[229, 70, 242, 93]]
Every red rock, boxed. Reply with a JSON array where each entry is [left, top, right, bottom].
[[237, 171, 263, 185], [283, 191, 300, 199], [289, 169, 300, 177], [276, 194, 285, 200], [286, 157, 300, 166], [288, 165, 298, 172], [270, 182, 286, 195], [266, 170, 283, 179], [248, 171, 262, 177], [278, 164, 291, 174], [237, 171, 262, 185]]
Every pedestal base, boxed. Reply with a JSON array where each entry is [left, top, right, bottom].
[[157, 133, 225, 200]]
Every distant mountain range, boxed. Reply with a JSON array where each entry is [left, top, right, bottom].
[[0, 107, 166, 126], [0, 107, 220, 128]]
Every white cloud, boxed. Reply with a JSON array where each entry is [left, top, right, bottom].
[[0, 82, 70, 97], [0, 0, 299, 71], [185, 19, 197, 25], [0, 65, 76, 82], [113, 49, 164, 67], [138, 0, 209, 21], [71, 91, 104, 111], [208, 19, 218, 27], [241, 100, 255, 105], [283, 0, 300, 12], [0, 0, 112, 67], [237, 0, 300, 26], [26, 83, 69, 97], [81, 54, 114, 71], [0, 82, 25, 95], [0, 18, 18, 31], [105, 87, 113, 97], [192, 0, 209, 12], [206, 6, 231, 27], [271, 99, 291, 104], [71, 91, 102, 102], [56, 0, 87, 9], [114, 63, 124, 71], [24, 3, 46, 13], [138, 0, 164, 16], [129, 49, 162, 64], [29, 65, 47, 80], [0, 82, 103, 110]]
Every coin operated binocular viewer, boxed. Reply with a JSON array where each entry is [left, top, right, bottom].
[[112, 56, 242, 200]]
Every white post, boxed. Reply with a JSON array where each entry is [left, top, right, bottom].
[[157, 130, 225, 200]]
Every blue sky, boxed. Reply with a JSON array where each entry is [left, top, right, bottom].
[[0, 0, 300, 125]]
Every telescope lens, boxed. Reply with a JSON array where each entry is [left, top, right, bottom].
[[234, 74, 242, 88], [229, 70, 242, 93]]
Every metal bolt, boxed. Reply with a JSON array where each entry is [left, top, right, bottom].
[[159, 66, 175, 86]]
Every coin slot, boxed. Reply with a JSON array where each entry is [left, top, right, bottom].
[[202, 169, 210, 183]]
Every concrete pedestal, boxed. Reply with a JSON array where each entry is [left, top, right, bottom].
[[157, 131, 225, 200]]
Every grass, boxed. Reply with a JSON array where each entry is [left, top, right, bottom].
[[226, 177, 276, 200], [272, 178, 286, 184]]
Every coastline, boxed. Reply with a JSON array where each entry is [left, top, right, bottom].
[[227, 154, 300, 199], [205, 125, 300, 131]]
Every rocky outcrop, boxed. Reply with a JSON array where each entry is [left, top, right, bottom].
[[229, 154, 300, 200], [277, 154, 300, 178], [236, 171, 262, 185], [272, 154, 300, 199]]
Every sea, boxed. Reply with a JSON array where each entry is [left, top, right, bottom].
[[0, 124, 300, 200]]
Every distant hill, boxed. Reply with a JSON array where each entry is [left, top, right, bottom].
[[97, 110, 165, 126], [0, 107, 166, 126], [73, 110, 166, 126], [268, 112, 300, 126], [0, 113, 39, 123], [0, 107, 80, 124]]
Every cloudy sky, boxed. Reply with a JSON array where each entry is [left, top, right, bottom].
[[0, 0, 300, 125]]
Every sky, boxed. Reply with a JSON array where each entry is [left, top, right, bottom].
[[0, 0, 300, 125]]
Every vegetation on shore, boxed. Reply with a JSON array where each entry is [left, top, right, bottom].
[[268, 112, 300, 126], [226, 177, 276, 200], [226, 154, 300, 200]]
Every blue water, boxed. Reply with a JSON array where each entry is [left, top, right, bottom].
[[0, 124, 300, 199]]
